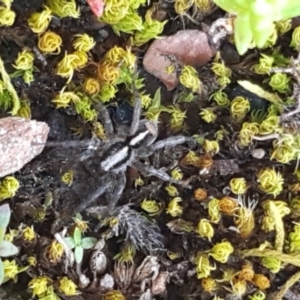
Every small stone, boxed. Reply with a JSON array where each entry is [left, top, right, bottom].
[[252, 148, 266, 159], [78, 274, 90, 289], [151, 271, 169, 295], [89, 250, 107, 275], [99, 273, 114, 291], [0, 117, 49, 178], [143, 30, 216, 90]]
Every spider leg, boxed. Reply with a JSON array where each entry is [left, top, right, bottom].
[[151, 136, 196, 151], [94, 102, 114, 135], [129, 87, 142, 136], [51, 184, 108, 232], [51, 185, 108, 233], [131, 161, 192, 188], [105, 172, 126, 211], [72, 174, 112, 215], [36, 138, 101, 149], [77, 149, 95, 162], [138, 136, 196, 157]]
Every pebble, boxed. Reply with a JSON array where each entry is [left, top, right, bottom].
[[143, 30, 216, 90]]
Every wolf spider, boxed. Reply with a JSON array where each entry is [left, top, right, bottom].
[[48, 89, 195, 230]]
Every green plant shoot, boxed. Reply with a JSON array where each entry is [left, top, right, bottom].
[[63, 227, 97, 264], [0, 203, 20, 285], [213, 0, 300, 55]]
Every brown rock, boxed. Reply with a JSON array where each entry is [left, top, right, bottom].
[[143, 30, 216, 90], [0, 117, 49, 178]]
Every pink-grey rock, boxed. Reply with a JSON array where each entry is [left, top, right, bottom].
[[0, 117, 49, 178], [151, 271, 169, 295], [99, 273, 114, 291], [143, 30, 216, 90]]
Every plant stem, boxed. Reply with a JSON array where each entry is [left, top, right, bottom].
[[0, 56, 20, 115]]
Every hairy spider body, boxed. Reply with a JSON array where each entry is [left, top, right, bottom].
[[101, 140, 133, 172], [100, 121, 156, 172], [49, 90, 196, 231]]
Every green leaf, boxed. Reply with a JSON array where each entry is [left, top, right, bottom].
[[0, 259, 4, 285], [9, 69, 24, 79], [0, 228, 5, 245], [81, 237, 97, 249], [37, 286, 60, 300], [0, 241, 19, 257], [18, 265, 29, 273], [111, 25, 121, 36], [74, 246, 83, 264], [279, 3, 300, 20], [0, 203, 10, 229], [177, 90, 195, 103], [73, 227, 82, 245], [237, 80, 283, 105], [234, 14, 253, 55], [0, 90, 13, 111], [212, 0, 244, 14], [63, 237, 75, 249], [250, 15, 274, 48], [152, 88, 161, 109]]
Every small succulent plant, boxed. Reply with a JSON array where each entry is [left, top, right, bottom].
[[0, 203, 19, 284], [64, 227, 97, 264], [213, 0, 300, 54]]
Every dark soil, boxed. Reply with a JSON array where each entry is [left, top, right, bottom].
[[1, 1, 300, 300]]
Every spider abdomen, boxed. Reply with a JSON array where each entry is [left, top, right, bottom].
[[100, 141, 134, 172]]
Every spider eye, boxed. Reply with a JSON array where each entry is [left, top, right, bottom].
[[114, 101, 133, 126]]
